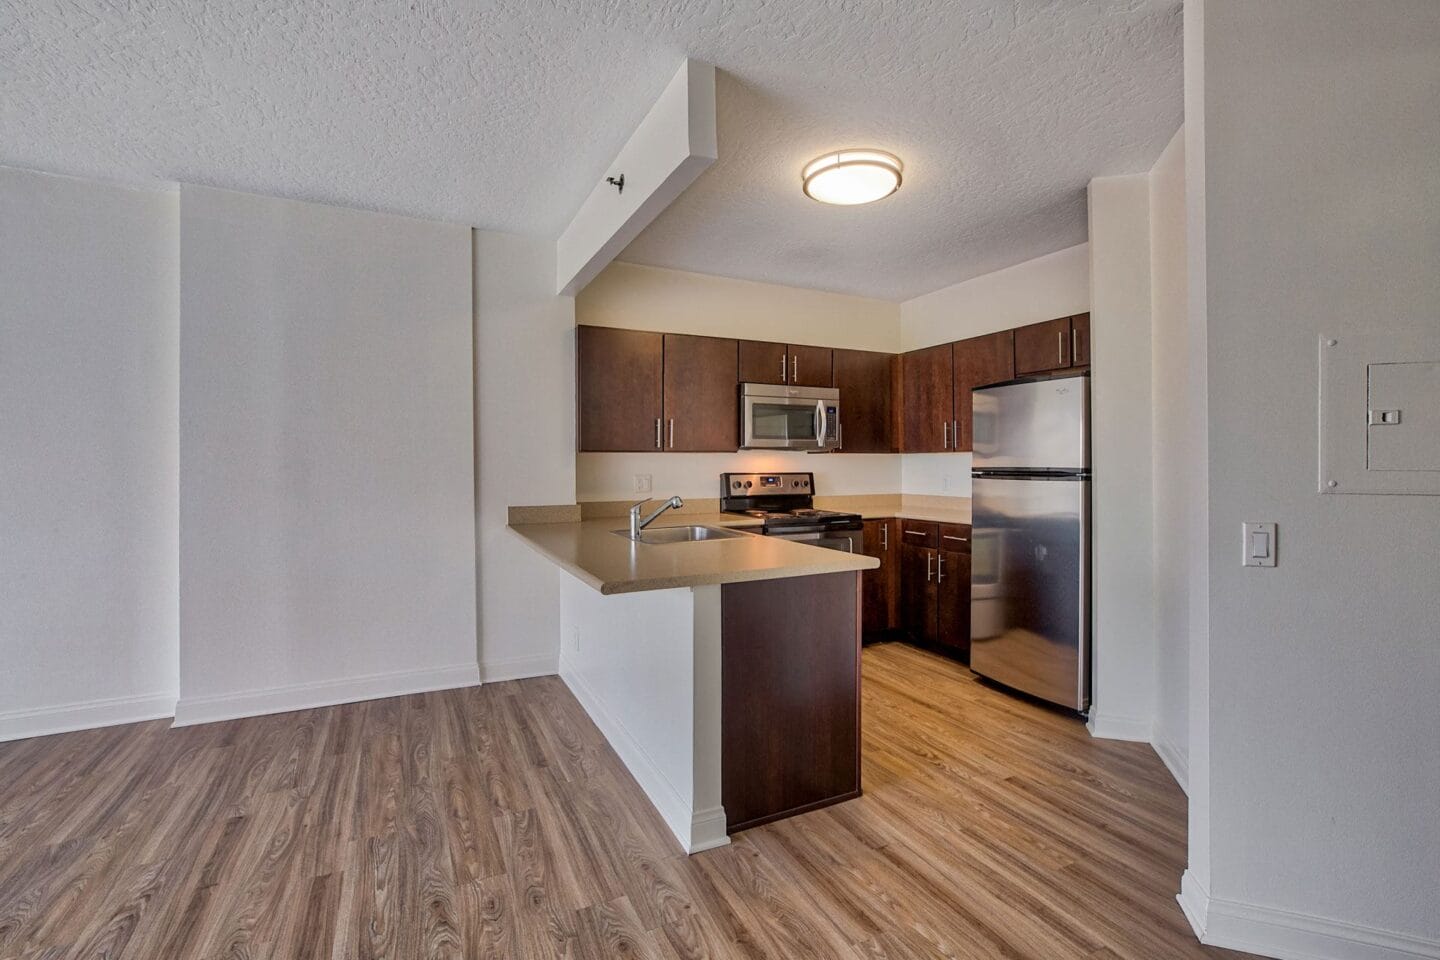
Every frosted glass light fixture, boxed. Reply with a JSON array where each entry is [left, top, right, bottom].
[[801, 149, 903, 205]]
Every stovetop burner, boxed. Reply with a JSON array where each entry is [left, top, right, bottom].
[[719, 473, 861, 529]]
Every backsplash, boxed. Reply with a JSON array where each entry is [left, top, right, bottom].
[[577, 451, 901, 501]]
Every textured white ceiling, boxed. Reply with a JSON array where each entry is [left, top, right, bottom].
[[2, 0, 1181, 300]]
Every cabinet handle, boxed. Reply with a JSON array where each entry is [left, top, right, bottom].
[[904, 529, 927, 537], [942, 420, 949, 449], [943, 534, 969, 542], [1058, 330, 1066, 365], [655, 418, 662, 449], [668, 419, 675, 449], [926, 552, 933, 582], [937, 553, 945, 583], [792, 355, 798, 382], [780, 355, 787, 382], [838, 422, 843, 450], [881, 524, 888, 551], [953, 419, 959, 449], [1072, 328, 1080, 362]]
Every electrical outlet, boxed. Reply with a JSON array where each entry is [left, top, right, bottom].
[[633, 474, 652, 494], [942, 475, 951, 493]]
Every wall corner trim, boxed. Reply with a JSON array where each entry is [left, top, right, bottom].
[[478, 653, 560, 683], [0, 691, 178, 743], [1151, 728, 1190, 795], [1179, 871, 1440, 960], [172, 663, 480, 727], [1086, 711, 1153, 742]]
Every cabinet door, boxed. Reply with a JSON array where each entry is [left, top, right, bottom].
[[1070, 313, 1091, 367], [900, 543, 938, 645], [901, 343, 954, 452], [832, 349, 896, 453], [787, 344, 833, 387], [952, 330, 1015, 452], [1014, 316, 1074, 375], [578, 326, 664, 452], [861, 520, 889, 635], [936, 549, 971, 660], [663, 334, 739, 452], [738, 340, 788, 385]]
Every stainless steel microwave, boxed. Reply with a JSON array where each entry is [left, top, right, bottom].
[[740, 383, 841, 451]]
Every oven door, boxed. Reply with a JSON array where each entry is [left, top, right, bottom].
[[742, 392, 839, 451], [768, 526, 861, 553]]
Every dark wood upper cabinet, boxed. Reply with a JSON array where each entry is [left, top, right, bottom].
[[952, 330, 1015, 452], [786, 344, 833, 387], [662, 333, 739, 452], [1070, 313, 1091, 367], [577, 325, 664, 452], [901, 343, 954, 452], [738, 340, 788, 385], [1014, 316, 1074, 375], [832, 349, 896, 453], [737, 341, 832, 387]]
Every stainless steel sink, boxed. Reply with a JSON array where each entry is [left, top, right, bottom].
[[612, 525, 746, 544]]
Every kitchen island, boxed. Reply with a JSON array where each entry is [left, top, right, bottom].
[[509, 514, 877, 852]]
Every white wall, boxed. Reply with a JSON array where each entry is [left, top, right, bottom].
[[558, 578, 725, 853], [898, 243, 1092, 497], [1085, 176, 1156, 742], [899, 244, 1091, 352], [475, 231, 577, 680], [581, 261, 900, 349], [0, 166, 180, 740], [1184, 1, 1440, 954], [576, 261, 901, 500], [1148, 128, 1190, 787], [176, 186, 477, 723]]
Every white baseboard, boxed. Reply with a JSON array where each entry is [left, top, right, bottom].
[[479, 652, 558, 683], [1151, 727, 1189, 795], [1086, 711, 1152, 742], [172, 662, 480, 727], [0, 691, 177, 743], [560, 662, 728, 856], [1179, 870, 1440, 960]]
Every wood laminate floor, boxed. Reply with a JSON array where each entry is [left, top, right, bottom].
[[0, 642, 1252, 959]]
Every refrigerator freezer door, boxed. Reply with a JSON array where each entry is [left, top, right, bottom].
[[972, 377, 1089, 472], [970, 475, 1089, 710]]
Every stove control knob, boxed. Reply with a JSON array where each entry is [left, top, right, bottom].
[[745, 480, 752, 488], [732, 480, 741, 489], [802, 479, 810, 487], [792, 480, 800, 487]]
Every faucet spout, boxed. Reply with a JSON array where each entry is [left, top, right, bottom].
[[629, 495, 685, 539]]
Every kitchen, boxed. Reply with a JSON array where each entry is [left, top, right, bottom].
[[6, 3, 1432, 958], [511, 256, 1096, 851]]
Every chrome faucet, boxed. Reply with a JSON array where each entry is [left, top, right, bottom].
[[629, 496, 684, 539]]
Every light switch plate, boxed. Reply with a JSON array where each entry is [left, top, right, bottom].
[[1242, 521, 1277, 567]]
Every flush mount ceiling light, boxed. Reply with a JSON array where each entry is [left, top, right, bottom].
[[801, 149, 903, 205]]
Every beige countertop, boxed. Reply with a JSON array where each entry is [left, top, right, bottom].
[[509, 516, 877, 596]]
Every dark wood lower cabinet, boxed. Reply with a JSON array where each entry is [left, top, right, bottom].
[[721, 572, 861, 833], [899, 542, 938, 645], [861, 518, 899, 634], [895, 521, 972, 660]]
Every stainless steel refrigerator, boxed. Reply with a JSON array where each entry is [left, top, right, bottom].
[[969, 375, 1090, 711]]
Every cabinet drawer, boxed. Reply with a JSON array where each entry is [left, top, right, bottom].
[[939, 524, 972, 553], [899, 522, 938, 548]]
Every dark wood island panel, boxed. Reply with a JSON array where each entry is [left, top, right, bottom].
[[720, 571, 862, 833]]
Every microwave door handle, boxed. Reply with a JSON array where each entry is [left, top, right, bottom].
[[815, 399, 827, 449]]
